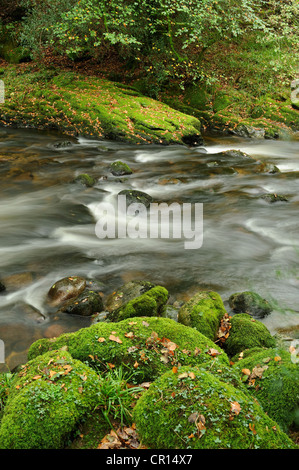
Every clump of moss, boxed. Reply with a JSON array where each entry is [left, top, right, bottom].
[[73, 173, 96, 187], [28, 317, 229, 384], [232, 347, 299, 433], [223, 313, 276, 357], [178, 291, 227, 341], [133, 366, 296, 449], [108, 286, 169, 322], [0, 350, 101, 449]]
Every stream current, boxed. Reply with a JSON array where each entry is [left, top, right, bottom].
[[0, 127, 299, 370]]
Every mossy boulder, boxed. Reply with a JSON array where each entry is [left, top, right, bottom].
[[108, 286, 169, 322], [228, 291, 272, 319], [133, 366, 296, 449], [223, 314, 276, 357], [178, 291, 227, 341], [232, 347, 299, 433], [28, 317, 229, 384], [0, 350, 101, 449], [110, 161, 133, 176]]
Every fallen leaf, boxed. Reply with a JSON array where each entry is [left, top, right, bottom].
[[242, 368, 251, 376], [98, 337, 106, 343], [32, 375, 42, 380], [208, 348, 221, 357], [109, 334, 122, 344], [125, 332, 134, 338], [230, 401, 241, 415], [274, 356, 282, 362], [172, 366, 178, 374]]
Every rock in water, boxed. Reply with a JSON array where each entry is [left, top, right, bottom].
[[47, 276, 86, 307], [228, 291, 272, 319]]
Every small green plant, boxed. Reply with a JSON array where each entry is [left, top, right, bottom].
[[96, 366, 143, 428]]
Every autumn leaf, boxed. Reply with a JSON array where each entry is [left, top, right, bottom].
[[208, 348, 221, 357], [172, 366, 178, 374], [125, 332, 134, 338], [274, 356, 282, 362], [230, 401, 241, 415], [242, 368, 251, 376], [32, 375, 42, 380], [249, 423, 257, 435], [98, 337, 106, 343], [109, 334, 122, 344]]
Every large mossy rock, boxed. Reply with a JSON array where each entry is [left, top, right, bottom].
[[223, 314, 276, 357], [178, 291, 227, 341], [28, 317, 229, 384], [0, 350, 101, 449], [133, 366, 296, 449], [107, 286, 169, 322], [232, 347, 299, 433]]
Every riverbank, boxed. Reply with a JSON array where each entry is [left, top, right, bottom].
[[0, 62, 203, 146], [0, 58, 298, 146]]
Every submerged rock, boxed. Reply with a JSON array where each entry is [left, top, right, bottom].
[[228, 291, 272, 318], [118, 189, 153, 208], [260, 193, 289, 203], [0, 281, 5, 292]]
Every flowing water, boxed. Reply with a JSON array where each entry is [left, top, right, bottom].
[[1, 127, 299, 371]]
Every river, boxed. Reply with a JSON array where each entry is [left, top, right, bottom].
[[0, 127, 299, 371]]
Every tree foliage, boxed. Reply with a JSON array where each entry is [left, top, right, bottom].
[[18, 0, 299, 89]]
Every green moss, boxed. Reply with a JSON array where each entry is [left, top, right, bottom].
[[178, 291, 227, 341], [109, 286, 169, 322], [223, 314, 276, 358], [232, 348, 299, 433], [28, 317, 229, 384], [0, 350, 101, 449], [133, 366, 296, 449]]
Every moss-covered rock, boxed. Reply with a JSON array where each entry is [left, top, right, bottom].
[[105, 280, 156, 313], [73, 173, 97, 187], [133, 366, 296, 449], [178, 291, 227, 341], [223, 314, 276, 357], [228, 291, 272, 318], [232, 347, 299, 433], [28, 317, 229, 384], [0, 350, 101, 449], [110, 161, 133, 176], [108, 286, 169, 322]]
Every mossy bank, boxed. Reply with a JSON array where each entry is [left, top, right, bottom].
[[0, 64, 202, 146]]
